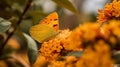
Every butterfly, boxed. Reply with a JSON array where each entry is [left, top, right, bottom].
[[40, 12, 59, 31], [30, 12, 59, 43]]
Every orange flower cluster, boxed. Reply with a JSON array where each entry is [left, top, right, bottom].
[[52, 41, 113, 67], [63, 22, 100, 51], [40, 29, 71, 61], [46, 40, 113, 67], [97, 0, 120, 23], [49, 56, 77, 67], [76, 40, 113, 67], [39, 20, 120, 67], [65, 20, 120, 51], [37, 0, 120, 67]]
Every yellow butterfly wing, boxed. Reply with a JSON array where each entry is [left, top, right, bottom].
[[30, 24, 58, 43], [30, 12, 59, 43], [40, 12, 59, 31]]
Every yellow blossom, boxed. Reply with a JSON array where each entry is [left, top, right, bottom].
[[64, 22, 100, 51], [49, 61, 66, 67], [49, 56, 77, 67], [0, 61, 7, 67], [40, 29, 71, 61], [102, 20, 120, 39], [76, 40, 113, 67], [63, 25, 83, 51], [33, 56, 48, 67], [109, 36, 116, 45], [97, 0, 120, 23]]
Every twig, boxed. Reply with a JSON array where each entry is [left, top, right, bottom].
[[0, 0, 33, 54]]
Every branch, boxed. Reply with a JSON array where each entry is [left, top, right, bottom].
[[0, 0, 33, 54]]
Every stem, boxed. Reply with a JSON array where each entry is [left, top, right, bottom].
[[0, 0, 33, 54]]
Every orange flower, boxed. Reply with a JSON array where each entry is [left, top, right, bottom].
[[40, 29, 71, 61], [97, 0, 120, 23], [48, 56, 77, 67], [64, 22, 101, 51], [76, 40, 113, 67]]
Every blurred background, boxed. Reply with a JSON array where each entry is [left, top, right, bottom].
[[0, 0, 112, 66], [0, 0, 112, 31]]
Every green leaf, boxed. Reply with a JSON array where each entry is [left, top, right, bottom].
[[23, 33, 38, 64], [30, 24, 58, 43], [67, 51, 84, 58], [52, 0, 79, 15], [0, 17, 11, 33], [19, 20, 33, 34], [26, 10, 46, 25]]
